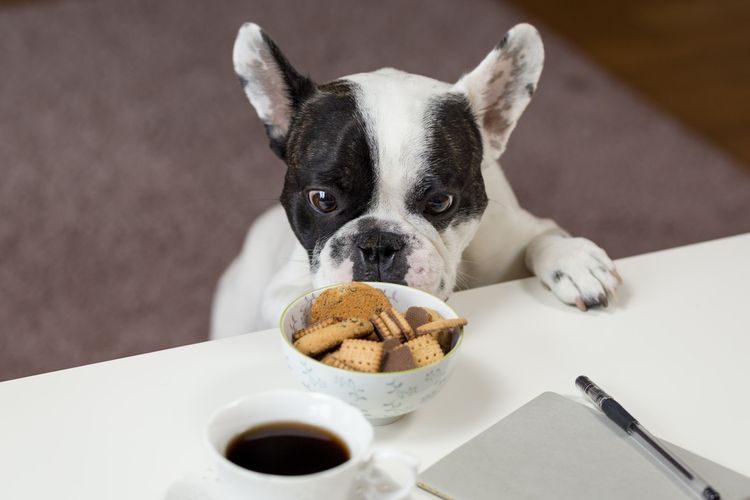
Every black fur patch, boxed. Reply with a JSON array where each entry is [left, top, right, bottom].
[[281, 80, 376, 260], [410, 93, 487, 232]]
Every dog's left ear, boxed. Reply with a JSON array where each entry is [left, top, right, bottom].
[[233, 23, 316, 159], [453, 23, 544, 159]]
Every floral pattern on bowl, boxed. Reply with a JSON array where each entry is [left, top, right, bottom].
[[279, 282, 463, 425]]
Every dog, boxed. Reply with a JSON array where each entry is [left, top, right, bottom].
[[211, 22, 621, 339]]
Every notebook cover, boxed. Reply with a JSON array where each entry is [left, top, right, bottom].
[[418, 392, 750, 500]]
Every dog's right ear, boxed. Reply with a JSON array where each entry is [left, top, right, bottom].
[[233, 23, 316, 159]]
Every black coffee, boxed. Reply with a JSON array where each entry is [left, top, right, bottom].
[[225, 421, 350, 476]]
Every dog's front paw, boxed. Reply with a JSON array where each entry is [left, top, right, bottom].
[[532, 236, 621, 311]]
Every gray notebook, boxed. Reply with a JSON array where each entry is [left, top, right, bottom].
[[419, 392, 750, 500]]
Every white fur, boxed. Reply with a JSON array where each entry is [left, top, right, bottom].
[[454, 24, 544, 158], [233, 23, 293, 142], [212, 23, 620, 338], [307, 69, 464, 298]]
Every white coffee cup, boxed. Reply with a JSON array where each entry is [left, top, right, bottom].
[[205, 390, 418, 500]]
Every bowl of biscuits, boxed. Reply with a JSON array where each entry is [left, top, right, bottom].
[[279, 282, 466, 425]]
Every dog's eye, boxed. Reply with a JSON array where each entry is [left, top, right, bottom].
[[308, 190, 338, 214], [424, 193, 454, 215]]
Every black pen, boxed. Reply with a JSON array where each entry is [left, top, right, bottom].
[[576, 376, 721, 500]]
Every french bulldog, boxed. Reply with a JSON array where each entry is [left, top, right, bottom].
[[211, 22, 621, 338]]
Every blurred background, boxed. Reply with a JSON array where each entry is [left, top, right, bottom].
[[1, 0, 748, 381]]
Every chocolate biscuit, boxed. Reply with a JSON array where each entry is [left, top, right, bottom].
[[381, 344, 417, 372], [404, 306, 431, 331]]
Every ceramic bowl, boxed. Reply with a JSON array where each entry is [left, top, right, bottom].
[[279, 282, 463, 425]]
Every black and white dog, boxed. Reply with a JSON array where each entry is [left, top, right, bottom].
[[211, 23, 620, 338]]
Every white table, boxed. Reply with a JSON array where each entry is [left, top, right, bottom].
[[1, 234, 749, 499]]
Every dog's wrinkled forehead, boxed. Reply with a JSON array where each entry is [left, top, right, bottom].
[[342, 69, 480, 210], [285, 69, 484, 221]]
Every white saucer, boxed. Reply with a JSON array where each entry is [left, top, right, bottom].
[[164, 463, 412, 500], [165, 463, 225, 500]]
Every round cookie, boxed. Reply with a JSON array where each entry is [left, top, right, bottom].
[[310, 282, 391, 324]]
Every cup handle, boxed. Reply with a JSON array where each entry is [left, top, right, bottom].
[[358, 449, 419, 500]]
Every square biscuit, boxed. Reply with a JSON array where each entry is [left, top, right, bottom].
[[405, 334, 444, 368], [337, 339, 384, 373]]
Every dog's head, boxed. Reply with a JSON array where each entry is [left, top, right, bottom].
[[233, 23, 543, 298]]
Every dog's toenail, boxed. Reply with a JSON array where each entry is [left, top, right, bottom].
[[583, 296, 602, 309]]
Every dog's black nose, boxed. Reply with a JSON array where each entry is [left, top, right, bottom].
[[354, 231, 407, 282]]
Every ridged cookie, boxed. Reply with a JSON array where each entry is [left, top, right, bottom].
[[387, 307, 415, 340], [293, 318, 373, 356], [371, 310, 404, 342], [415, 318, 468, 336], [292, 317, 338, 341]]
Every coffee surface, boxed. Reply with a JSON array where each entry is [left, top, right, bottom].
[[225, 421, 350, 475]]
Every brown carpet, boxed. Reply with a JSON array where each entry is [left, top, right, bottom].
[[1, 0, 749, 381]]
